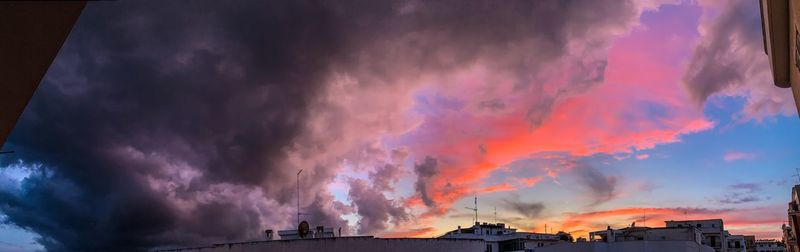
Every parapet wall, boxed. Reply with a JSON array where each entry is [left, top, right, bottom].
[[536, 240, 715, 252], [156, 237, 486, 252]]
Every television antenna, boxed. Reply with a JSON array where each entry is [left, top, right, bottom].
[[465, 195, 478, 224], [794, 168, 800, 184]]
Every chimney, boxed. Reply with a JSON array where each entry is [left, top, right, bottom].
[[265, 229, 274, 240], [458, 226, 462, 234]]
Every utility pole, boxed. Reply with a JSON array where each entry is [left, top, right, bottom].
[[297, 169, 303, 225]]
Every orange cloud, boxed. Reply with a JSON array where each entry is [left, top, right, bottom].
[[380, 227, 437, 238], [557, 207, 784, 240], [519, 176, 543, 187], [479, 183, 516, 193]]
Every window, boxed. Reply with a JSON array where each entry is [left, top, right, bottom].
[[696, 224, 701, 228], [486, 244, 492, 252]]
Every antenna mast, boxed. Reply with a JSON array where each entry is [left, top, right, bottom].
[[494, 207, 497, 223], [465, 195, 478, 224], [297, 169, 303, 225], [795, 168, 800, 184], [643, 209, 647, 227]]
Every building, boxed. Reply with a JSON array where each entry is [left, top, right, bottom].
[[0, 2, 86, 147], [726, 233, 746, 252], [666, 219, 728, 252], [537, 225, 714, 252], [759, 0, 800, 116], [587, 225, 704, 244], [757, 239, 787, 252], [746, 235, 758, 252], [784, 185, 800, 252], [438, 222, 562, 252]]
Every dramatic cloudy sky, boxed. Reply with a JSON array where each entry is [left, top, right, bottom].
[[2, 0, 800, 251]]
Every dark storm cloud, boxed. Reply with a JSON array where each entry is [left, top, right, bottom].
[[2, 1, 348, 250], [414, 157, 439, 208], [0, 0, 644, 250]]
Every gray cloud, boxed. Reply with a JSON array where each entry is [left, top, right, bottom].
[[478, 99, 506, 112], [717, 183, 765, 204], [347, 178, 408, 235], [683, 0, 795, 119], [575, 163, 617, 206], [501, 194, 545, 219], [683, 0, 763, 103], [414, 157, 439, 208], [369, 164, 402, 192]]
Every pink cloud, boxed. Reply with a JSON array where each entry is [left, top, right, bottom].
[[399, 2, 713, 219], [635, 154, 650, 160], [724, 151, 756, 161]]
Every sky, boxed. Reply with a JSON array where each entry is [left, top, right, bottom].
[[1, 0, 799, 251]]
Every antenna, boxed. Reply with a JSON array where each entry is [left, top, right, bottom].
[[795, 168, 800, 184], [643, 208, 646, 227], [297, 169, 303, 225], [465, 195, 478, 223], [545, 224, 548, 234], [494, 207, 497, 223]]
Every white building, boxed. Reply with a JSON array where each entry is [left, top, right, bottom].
[[666, 219, 727, 252], [537, 225, 714, 252], [756, 239, 787, 252], [438, 222, 562, 252], [726, 233, 746, 252]]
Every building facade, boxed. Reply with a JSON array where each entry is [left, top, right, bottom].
[[747, 236, 758, 252], [726, 233, 746, 252], [666, 219, 727, 252], [542, 225, 714, 252], [784, 185, 800, 252], [757, 239, 787, 252], [439, 222, 562, 252], [759, 0, 800, 116]]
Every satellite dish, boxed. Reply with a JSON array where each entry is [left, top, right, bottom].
[[298, 220, 310, 238]]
